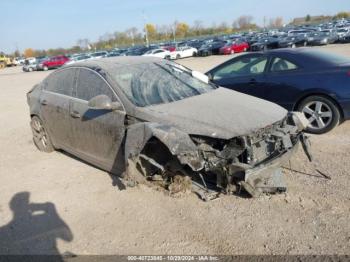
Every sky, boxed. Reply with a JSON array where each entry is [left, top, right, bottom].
[[1, 0, 349, 53]]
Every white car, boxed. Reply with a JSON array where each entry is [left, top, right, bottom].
[[142, 49, 170, 59], [170, 46, 198, 60], [89, 51, 108, 60], [65, 54, 92, 65]]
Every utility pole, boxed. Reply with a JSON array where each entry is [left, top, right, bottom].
[[173, 21, 177, 45], [142, 11, 149, 47]]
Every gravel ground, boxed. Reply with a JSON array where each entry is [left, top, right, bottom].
[[0, 45, 349, 255]]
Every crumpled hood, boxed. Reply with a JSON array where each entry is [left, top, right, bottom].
[[134, 88, 287, 140]]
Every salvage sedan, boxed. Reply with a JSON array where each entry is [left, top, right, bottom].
[[27, 57, 311, 200]]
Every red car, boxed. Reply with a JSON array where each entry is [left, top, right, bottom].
[[42, 55, 69, 70], [219, 40, 249, 55], [162, 46, 176, 52]]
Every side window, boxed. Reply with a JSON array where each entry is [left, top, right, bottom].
[[75, 68, 116, 101], [213, 56, 267, 80], [271, 57, 298, 72], [44, 68, 76, 96]]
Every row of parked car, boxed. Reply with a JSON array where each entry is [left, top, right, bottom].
[[21, 18, 350, 72]]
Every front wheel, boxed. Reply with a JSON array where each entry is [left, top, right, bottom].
[[297, 95, 340, 134], [30, 116, 55, 152]]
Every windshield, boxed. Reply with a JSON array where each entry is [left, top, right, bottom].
[[111, 62, 216, 107]]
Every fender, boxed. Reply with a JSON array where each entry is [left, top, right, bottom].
[[124, 122, 204, 171]]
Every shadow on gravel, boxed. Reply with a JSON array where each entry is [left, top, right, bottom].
[[0, 192, 73, 260]]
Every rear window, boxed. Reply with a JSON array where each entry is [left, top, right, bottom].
[[305, 50, 350, 65]]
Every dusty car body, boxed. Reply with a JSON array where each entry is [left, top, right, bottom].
[[27, 57, 311, 200]]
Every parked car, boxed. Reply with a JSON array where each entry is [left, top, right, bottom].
[[207, 48, 350, 134], [65, 54, 92, 65], [36, 57, 50, 70], [336, 28, 349, 41], [22, 59, 37, 72], [14, 57, 25, 66], [308, 31, 338, 45], [197, 40, 226, 56], [278, 36, 308, 48], [169, 46, 197, 59], [142, 48, 170, 59], [219, 40, 249, 55], [26, 56, 310, 199], [90, 51, 108, 59], [250, 37, 279, 51], [42, 55, 69, 70]]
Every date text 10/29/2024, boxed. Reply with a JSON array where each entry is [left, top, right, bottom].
[[127, 256, 219, 261]]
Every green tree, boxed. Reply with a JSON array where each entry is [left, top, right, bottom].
[[145, 23, 157, 42]]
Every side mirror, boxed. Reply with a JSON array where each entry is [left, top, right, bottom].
[[207, 73, 213, 81], [88, 95, 122, 111], [192, 70, 209, 83]]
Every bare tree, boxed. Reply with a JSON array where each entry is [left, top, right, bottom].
[[236, 15, 254, 29], [193, 20, 203, 35], [268, 17, 284, 28]]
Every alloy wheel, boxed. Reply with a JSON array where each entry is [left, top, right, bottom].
[[31, 118, 49, 148], [302, 101, 333, 130]]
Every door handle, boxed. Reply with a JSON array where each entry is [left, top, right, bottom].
[[41, 100, 48, 105], [249, 78, 257, 85], [70, 111, 81, 118]]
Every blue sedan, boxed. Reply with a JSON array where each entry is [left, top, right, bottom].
[[207, 48, 350, 134]]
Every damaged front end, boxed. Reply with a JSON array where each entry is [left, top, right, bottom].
[[124, 112, 312, 200]]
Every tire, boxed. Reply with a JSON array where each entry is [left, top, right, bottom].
[[30, 116, 54, 152], [176, 54, 180, 59], [297, 95, 340, 134], [43, 66, 48, 71]]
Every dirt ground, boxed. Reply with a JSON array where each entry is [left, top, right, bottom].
[[0, 45, 349, 256]]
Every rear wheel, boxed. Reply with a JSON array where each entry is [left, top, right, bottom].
[[30, 116, 54, 152], [297, 95, 340, 134]]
